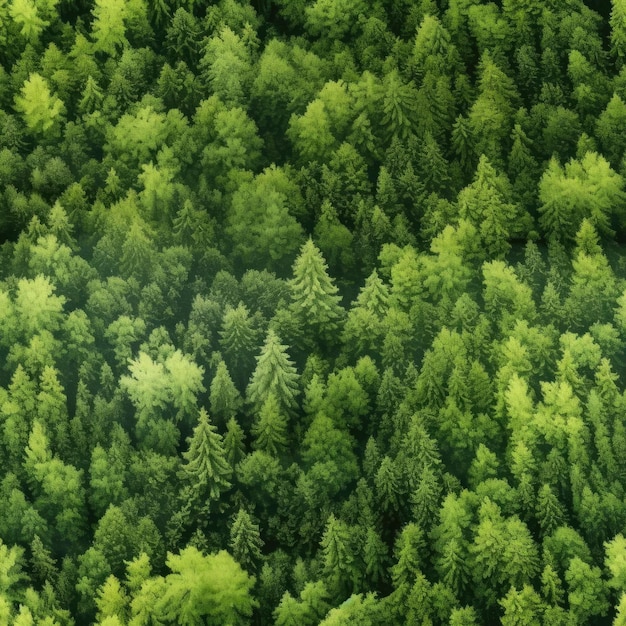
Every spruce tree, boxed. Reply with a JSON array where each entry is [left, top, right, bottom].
[[251, 393, 288, 456], [229, 508, 264, 571], [182, 408, 231, 501], [289, 238, 344, 342], [219, 303, 258, 380], [209, 360, 243, 423], [246, 330, 300, 415], [223, 417, 246, 468]]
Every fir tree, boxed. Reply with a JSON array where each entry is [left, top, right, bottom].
[[251, 393, 288, 456], [247, 330, 300, 415], [289, 238, 344, 342], [182, 408, 231, 501], [209, 360, 243, 423], [230, 508, 264, 571]]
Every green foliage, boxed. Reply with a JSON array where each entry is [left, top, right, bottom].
[[289, 238, 344, 342], [2, 0, 626, 623], [538, 152, 626, 242], [182, 408, 232, 501], [131, 547, 256, 625], [247, 330, 300, 416]]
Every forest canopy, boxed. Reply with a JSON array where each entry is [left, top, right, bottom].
[[2, 0, 626, 624]]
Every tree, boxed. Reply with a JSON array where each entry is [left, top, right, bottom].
[[499, 585, 544, 626], [612, 0, 626, 66], [95, 575, 128, 622], [224, 417, 246, 468], [252, 393, 288, 456], [230, 508, 263, 571], [536, 484, 566, 537], [14, 275, 65, 340], [164, 350, 205, 424], [289, 238, 344, 343], [538, 152, 626, 242], [458, 155, 530, 257], [9, 0, 50, 42], [133, 548, 256, 625], [391, 523, 424, 590], [14, 73, 64, 136], [605, 534, 626, 592], [209, 360, 243, 423], [91, 0, 127, 55], [380, 70, 419, 141], [36, 366, 70, 459], [597, 93, 626, 165], [321, 514, 355, 596], [226, 172, 304, 271], [565, 557, 609, 623], [246, 330, 300, 416], [200, 27, 253, 108], [219, 303, 258, 381], [120, 351, 170, 424], [181, 408, 231, 502]]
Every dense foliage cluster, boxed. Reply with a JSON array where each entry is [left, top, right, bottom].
[[3, 0, 626, 623]]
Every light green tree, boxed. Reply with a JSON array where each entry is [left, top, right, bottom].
[[538, 152, 626, 242], [10, 0, 50, 41], [14, 73, 65, 136], [289, 238, 344, 343], [91, 0, 127, 55], [133, 548, 256, 625]]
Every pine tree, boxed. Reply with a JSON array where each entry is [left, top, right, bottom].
[[37, 366, 70, 460], [536, 484, 566, 537], [219, 303, 258, 380], [247, 330, 300, 415], [391, 523, 425, 590], [410, 464, 442, 531], [289, 238, 344, 342], [363, 526, 388, 585], [437, 537, 469, 596], [230, 508, 264, 571], [182, 408, 231, 501], [375, 456, 401, 514], [321, 514, 355, 596], [223, 417, 246, 468], [251, 393, 288, 456], [209, 360, 243, 423], [612, 0, 626, 66], [30, 535, 57, 586]]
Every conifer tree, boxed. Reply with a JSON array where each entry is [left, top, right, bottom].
[[209, 360, 243, 423], [289, 238, 344, 342], [612, 0, 626, 66], [247, 330, 300, 415], [230, 508, 264, 571], [224, 417, 246, 469], [321, 514, 355, 595], [251, 393, 288, 456], [182, 408, 231, 501], [219, 303, 258, 379], [391, 523, 424, 590]]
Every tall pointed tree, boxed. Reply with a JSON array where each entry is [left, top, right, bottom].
[[246, 330, 300, 415], [251, 393, 288, 456], [219, 303, 258, 383], [209, 360, 243, 423], [289, 238, 344, 343], [182, 409, 231, 501], [230, 508, 264, 571]]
